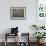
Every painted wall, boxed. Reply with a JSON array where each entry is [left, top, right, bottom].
[[0, 0, 37, 42]]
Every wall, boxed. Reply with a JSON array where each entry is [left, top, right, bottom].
[[0, 0, 36, 42]]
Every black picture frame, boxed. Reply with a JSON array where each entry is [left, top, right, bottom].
[[10, 7, 26, 20]]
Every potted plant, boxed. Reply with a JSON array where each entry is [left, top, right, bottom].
[[33, 32, 46, 43]]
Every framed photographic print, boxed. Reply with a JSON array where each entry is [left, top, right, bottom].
[[37, 0, 46, 19], [10, 7, 26, 20], [36, 0, 46, 26]]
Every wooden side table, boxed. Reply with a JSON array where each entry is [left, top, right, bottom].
[[4, 33, 18, 46]]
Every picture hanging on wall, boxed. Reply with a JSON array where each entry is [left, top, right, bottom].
[[10, 7, 26, 20], [37, 0, 46, 18]]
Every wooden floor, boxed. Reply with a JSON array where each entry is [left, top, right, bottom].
[[0, 42, 46, 46]]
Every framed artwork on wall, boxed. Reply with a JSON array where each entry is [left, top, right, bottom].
[[10, 7, 26, 20], [36, 0, 46, 26], [37, 0, 46, 18]]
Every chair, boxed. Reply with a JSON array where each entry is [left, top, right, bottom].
[[18, 33, 30, 46], [4, 33, 18, 46], [4, 27, 19, 46]]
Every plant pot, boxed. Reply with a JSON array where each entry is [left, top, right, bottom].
[[37, 39, 45, 44], [37, 39, 40, 43], [40, 38, 45, 43]]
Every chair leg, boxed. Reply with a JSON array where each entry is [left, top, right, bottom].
[[4, 41, 7, 46]]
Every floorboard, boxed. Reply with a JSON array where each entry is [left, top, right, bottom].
[[0, 42, 46, 46]]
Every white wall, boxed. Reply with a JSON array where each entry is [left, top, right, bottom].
[[0, 0, 36, 42]]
